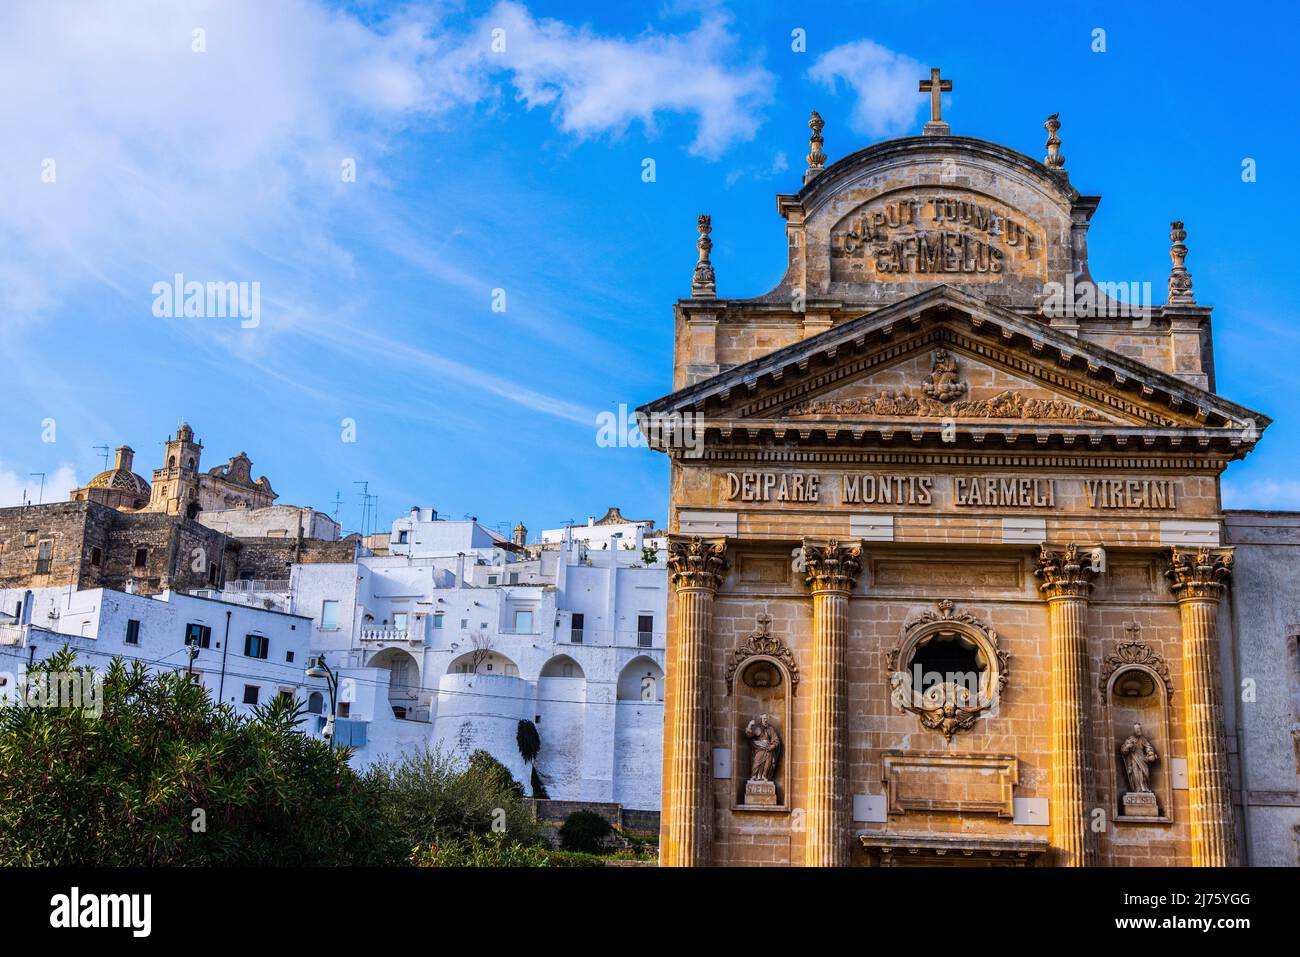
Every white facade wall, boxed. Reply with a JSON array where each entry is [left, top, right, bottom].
[[259, 533, 669, 809], [0, 586, 316, 718]]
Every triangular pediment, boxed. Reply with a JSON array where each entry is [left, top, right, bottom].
[[773, 340, 1129, 426], [639, 286, 1269, 458]]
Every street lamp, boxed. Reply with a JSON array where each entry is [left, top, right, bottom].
[[305, 655, 339, 749]]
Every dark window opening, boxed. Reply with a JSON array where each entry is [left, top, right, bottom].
[[637, 614, 654, 648], [90, 546, 102, 567], [133, 547, 148, 569], [244, 634, 268, 660], [242, 685, 259, 705], [35, 540, 53, 575], [571, 612, 585, 644], [125, 619, 141, 645], [185, 623, 212, 649], [909, 633, 984, 695]]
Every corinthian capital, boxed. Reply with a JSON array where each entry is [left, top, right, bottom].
[[801, 539, 863, 594], [668, 536, 728, 592], [1035, 543, 1096, 600], [1166, 546, 1233, 602]]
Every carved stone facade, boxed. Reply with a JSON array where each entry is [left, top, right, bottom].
[[643, 72, 1296, 866]]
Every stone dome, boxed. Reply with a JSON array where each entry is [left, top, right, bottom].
[[87, 467, 151, 497]]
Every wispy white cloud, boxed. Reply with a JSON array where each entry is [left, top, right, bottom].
[[1222, 477, 1300, 511], [475, 2, 773, 159], [807, 39, 925, 139], [0, 0, 772, 428]]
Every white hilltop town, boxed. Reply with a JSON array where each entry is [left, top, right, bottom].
[[0, 425, 669, 819]]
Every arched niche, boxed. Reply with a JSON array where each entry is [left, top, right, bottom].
[[1100, 634, 1173, 825], [725, 614, 796, 812], [616, 656, 664, 703]]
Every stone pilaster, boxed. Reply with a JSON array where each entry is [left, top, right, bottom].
[[1035, 543, 1099, 867], [800, 540, 862, 867], [660, 536, 728, 867], [1166, 546, 1237, 867]]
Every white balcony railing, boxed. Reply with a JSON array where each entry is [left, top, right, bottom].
[[223, 579, 291, 594], [360, 628, 417, 643]]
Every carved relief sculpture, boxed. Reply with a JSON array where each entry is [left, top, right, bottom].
[[921, 349, 968, 402], [786, 389, 1108, 422]]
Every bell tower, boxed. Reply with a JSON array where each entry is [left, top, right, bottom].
[[148, 421, 204, 516]]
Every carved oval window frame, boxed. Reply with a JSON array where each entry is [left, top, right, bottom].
[[887, 602, 1010, 740]]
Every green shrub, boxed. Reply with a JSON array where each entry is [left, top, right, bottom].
[[366, 746, 541, 850], [411, 832, 551, 867], [0, 650, 397, 866], [558, 809, 614, 853]]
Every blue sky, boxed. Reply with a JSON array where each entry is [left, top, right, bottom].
[[1, 0, 1297, 536]]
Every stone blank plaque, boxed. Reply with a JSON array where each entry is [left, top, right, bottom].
[[853, 793, 888, 824], [850, 514, 895, 542], [679, 510, 739, 536], [1012, 797, 1050, 826], [1001, 516, 1046, 545], [872, 557, 1021, 588], [1170, 757, 1189, 790], [882, 751, 1019, 818], [712, 748, 731, 779]]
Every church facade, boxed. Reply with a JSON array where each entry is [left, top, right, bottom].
[[640, 76, 1300, 866]]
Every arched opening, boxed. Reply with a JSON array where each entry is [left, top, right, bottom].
[[614, 656, 665, 809], [616, 655, 664, 702], [186, 501, 202, 520], [168, 455, 176, 468], [307, 691, 324, 714], [540, 654, 585, 680], [536, 654, 588, 799], [366, 647, 422, 718], [447, 649, 519, 677]]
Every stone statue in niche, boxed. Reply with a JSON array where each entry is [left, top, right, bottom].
[[1119, 722, 1160, 817], [743, 714, 781, 806]]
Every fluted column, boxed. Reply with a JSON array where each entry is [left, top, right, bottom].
[[1167, 547, 1237, 867], [660, 536, 728, 867], [800, 540, 862, 867], [1036, 544, 1099, 867]]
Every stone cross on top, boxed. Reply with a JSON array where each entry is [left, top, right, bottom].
[[919, 67, 952, 136]]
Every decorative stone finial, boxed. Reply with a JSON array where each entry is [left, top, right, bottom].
[[1168, 221, 1195, 304], [805, 110, 826, 184], [1044, 113, 1064, 169], [692, 214, 716, 297]]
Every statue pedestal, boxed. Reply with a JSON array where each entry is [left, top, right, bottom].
[[1121, 791, 1158, 818], [744, 779, 778, 807]]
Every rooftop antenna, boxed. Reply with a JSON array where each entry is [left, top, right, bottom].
[[353, 481, 370, 537], [29, 472, 45, 506], [331, 491, 343, 522], [93, 445, 111, 471]]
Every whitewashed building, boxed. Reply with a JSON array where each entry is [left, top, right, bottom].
[[0, 586, 318, 715], [221, 513, 669, 810]]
